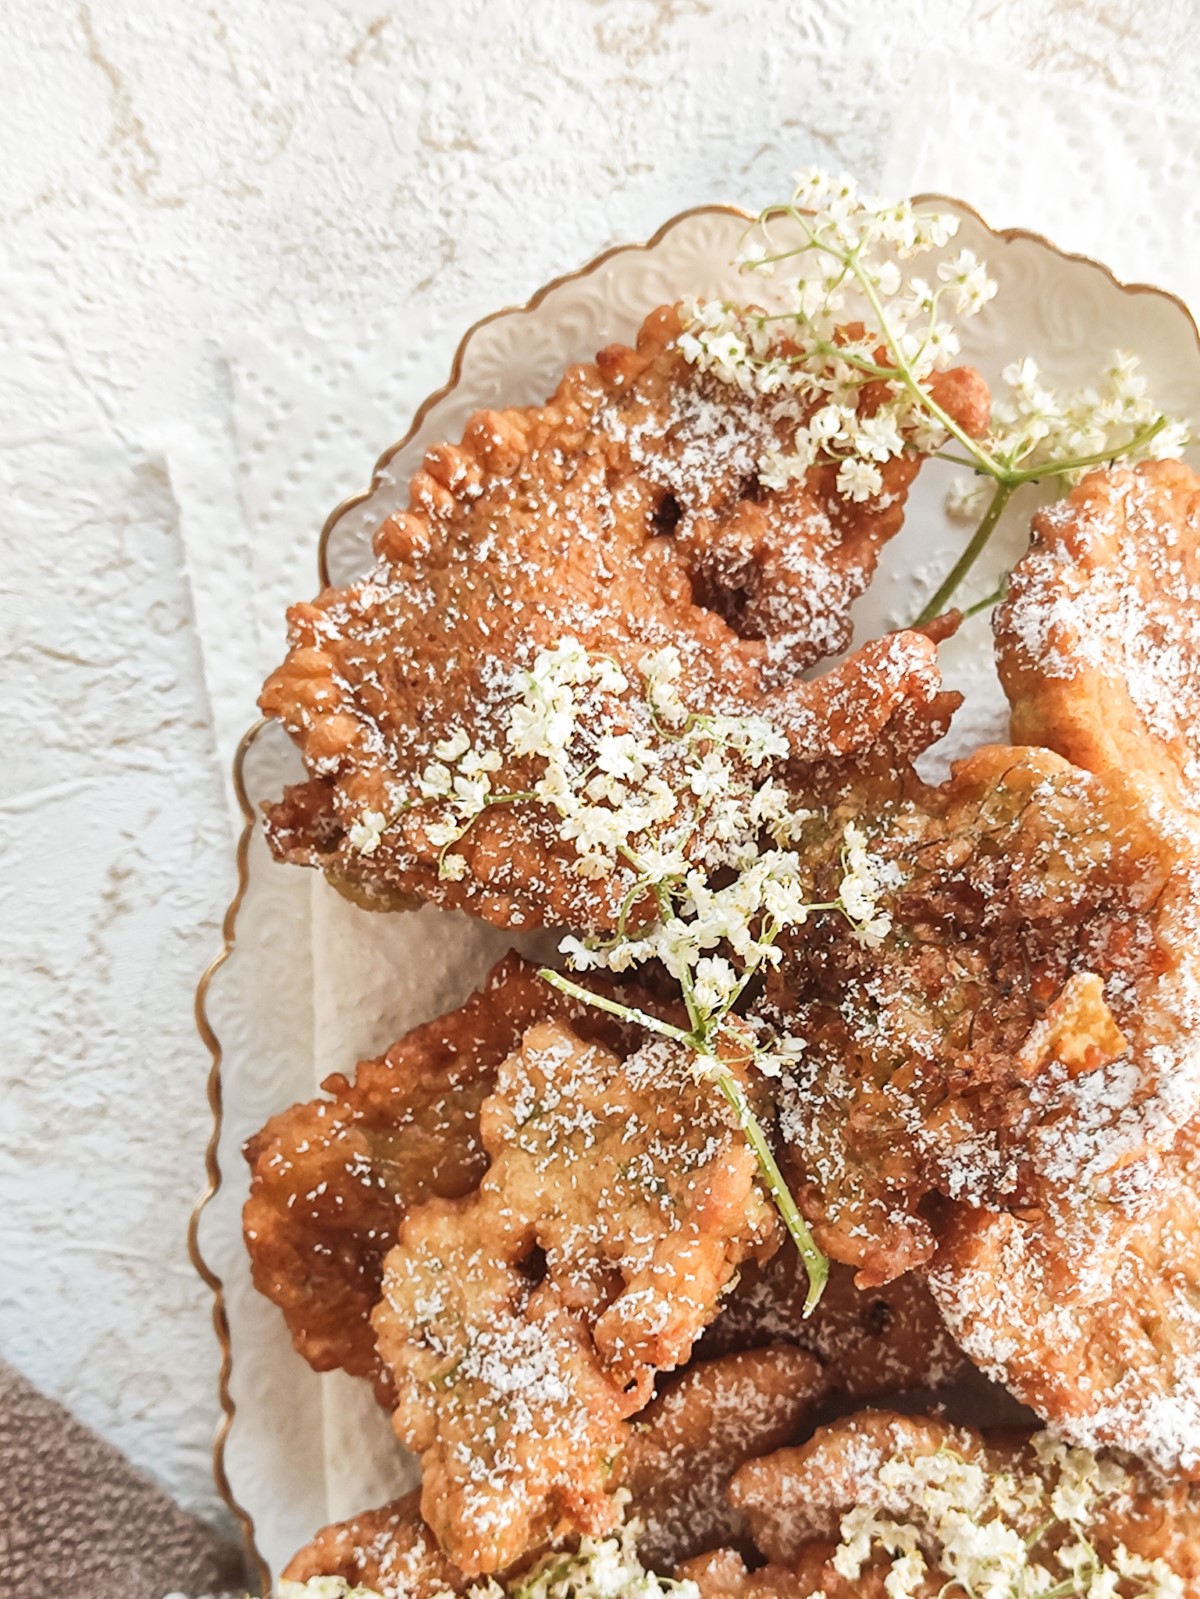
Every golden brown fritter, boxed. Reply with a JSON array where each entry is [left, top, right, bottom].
[[621, 1347, 828, 1569], [997, 460, 1200, 822], [260, 305, 986, 930], [928, 1118, 1200, 1479], [721, 1410, 1200, 1592], [242, 954, 648, 1403], [700, 1254, 966, 1399], [371, 1020, 777, 1575], [767, 743, 1200, 1285], [280, 1490, 468, 1599], [281, 1346, 825, 1596]]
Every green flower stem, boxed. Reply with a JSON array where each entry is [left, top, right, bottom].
[[960, 578, 1009, 621], [538, 967, 830, 1315], [712, 1065, 829, 1315], [538, 968, 693, 1046], [914, 478, 1015, 626], [850, 252, 998, 478], [913, 416, 1166, 626], [1003, 413, 1167, 483]]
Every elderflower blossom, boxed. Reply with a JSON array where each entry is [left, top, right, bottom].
[[345, 808, 386, 857], [507, 1524, 699, 1599], [840, 821, 895, 947], [824, 1431, 1185, 1599], [349, 640, 897, 1022], [946, 350, 1192, 518], [276, 1527, 700, 1599], [679, 169, 992, 499], [678, 167, 1189, 580]]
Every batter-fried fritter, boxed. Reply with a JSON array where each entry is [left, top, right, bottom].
[[280, 1490, 468, 1599], [622, 1347, 828, 1569], [709, 1410, 1200, 1594], [997, 460, 1200, 821], [242, 954, 646, 1403], [699, 1254, 966, 1399], [260, 305, 986, 930], [371, 1020, 776, 1575], [928, 1118, 1200, 1478], [281, 1346, 825, 1595], [768, 743, 1200, 1284]]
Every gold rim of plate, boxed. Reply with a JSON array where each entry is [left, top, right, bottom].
[[187, 196, 1200, 1591]]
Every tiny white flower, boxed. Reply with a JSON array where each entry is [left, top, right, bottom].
[[836, 457, 884, 502], [347, 809, 387, 856], [433, 728, 470, 762]]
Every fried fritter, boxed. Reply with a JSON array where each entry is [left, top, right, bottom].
[[280, 1490, 468, 1599], [699, 1254, 967, 1399], [767, 743, 1200, 1284], [260, 305, 986, 930], [242, 954, 646, 1403], [371, 1020, 776, 1575], [928, 1117, 1200, 1478], [281, 1346, 825, 1595], [718, 1410, 1200, 1592], [997, 460, 1200, 821], [622, 1347, 828, 1569], [680, 1542, 902, 1598]]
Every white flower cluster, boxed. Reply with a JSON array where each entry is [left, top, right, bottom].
[[948, 351, 1193, 519], [349, 638, 894, 1287], [506, 1525, 698, 1599], [398, 638, 892, 1048], [830, 1432, 1184, 1599], [678, 168, 996, 499], [678, 168, 1188, 535], [275, 1526, 698, 1599], [277, 1579, 387, 1599]]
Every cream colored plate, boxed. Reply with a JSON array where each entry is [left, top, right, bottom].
[[192, 201, 1200, 1587]]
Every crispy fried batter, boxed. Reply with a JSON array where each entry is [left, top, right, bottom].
[[371, 1020, 776, 1575], [725, 1410, 1200, 1588], [700, 1254, 966, 1399], [680, 1544, 900, 1599], [928, 1118, 1200, 1478], [622, 1347, 828, 1569], [281, 1347, 825, 1595], [280, 1490, 468, 1599], [997, 460, 1200, 820], [260, 305, 985, 929], [767, 743, 1200, 1284], [242, 954, 646, 1403]]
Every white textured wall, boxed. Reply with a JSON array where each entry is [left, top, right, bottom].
[[2, 0, 1198, 1535]]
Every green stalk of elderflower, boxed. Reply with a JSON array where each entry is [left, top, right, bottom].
[[680, 168, 1191, 623]]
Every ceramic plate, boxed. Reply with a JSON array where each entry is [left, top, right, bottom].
[[192, 200, 1200, 1586]]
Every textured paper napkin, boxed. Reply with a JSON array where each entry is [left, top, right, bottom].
[[167, 57, 1200, 1579]]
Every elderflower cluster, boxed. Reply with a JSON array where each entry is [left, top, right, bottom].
[[828, 1432, 1184, 1599], [947, 351, 1193, 518], [353, 638, 895, 1037], [276, 1527, 698, 1599], [678, 168, 995, 499], [678, 167, 1188, 548], [348, 638, 894, 1286], [413, 640, 891, 1032], [506, 1526, 699, 1599]]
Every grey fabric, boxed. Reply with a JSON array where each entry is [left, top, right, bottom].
[[0, 1357, 249, 1599]]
